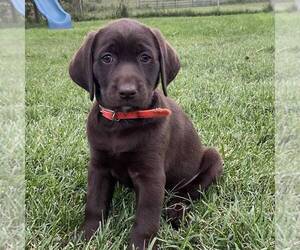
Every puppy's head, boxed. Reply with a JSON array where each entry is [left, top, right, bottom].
[[69, 19, 180, 112]]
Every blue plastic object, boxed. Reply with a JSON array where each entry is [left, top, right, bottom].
[[33, 0, 72, 29], [10, 0, 25, 16]]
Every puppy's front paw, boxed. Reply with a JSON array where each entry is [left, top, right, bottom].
[[83, 219, 100, 240], [166, 202, 187, 230], [128, 241, 158, 250]]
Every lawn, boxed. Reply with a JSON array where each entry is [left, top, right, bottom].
[[0, 28, 25, 249], [72, 2, 270, 20], [26, 13, 275, 249]]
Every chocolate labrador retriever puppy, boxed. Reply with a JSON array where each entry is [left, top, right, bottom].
[[69, 19, 223, 249]]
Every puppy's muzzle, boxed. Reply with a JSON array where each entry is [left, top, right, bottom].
[[118, 85, 137, 100]]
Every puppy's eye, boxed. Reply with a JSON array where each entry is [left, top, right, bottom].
[[101, 53, 113, 64], [139, 53, 152, 64]]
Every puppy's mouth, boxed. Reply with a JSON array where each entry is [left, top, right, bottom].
[[118, 106, 137, 113], [109, 93, 159, 113]]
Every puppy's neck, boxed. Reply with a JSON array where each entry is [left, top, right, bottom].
[[97, 91, 160, 114], [94, 91, 167, 130]]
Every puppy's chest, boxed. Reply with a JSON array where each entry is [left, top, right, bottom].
[[96, 132, 138, 155], [106, 153, 136, 187]]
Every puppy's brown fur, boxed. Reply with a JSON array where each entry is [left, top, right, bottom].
[[69, 19, 223, 249]]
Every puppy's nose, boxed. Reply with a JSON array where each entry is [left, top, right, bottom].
[[119, 87, 137, 100]]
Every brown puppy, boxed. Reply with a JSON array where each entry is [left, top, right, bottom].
[[69, 19, 223, 249]]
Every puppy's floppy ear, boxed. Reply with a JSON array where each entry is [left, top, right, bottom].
[[151, 28, 180, 96], [69, 31, 97, 101]]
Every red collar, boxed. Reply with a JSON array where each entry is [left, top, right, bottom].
[[99, 104, 172, 121]]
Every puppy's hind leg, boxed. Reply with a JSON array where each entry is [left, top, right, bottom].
[[192, 147, 223, 194], [166, 147, 223, 229]]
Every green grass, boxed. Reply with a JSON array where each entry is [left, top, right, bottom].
[[275, 12, 300, 249], [131, 2, 272, 18], [26, 13, 275, 249], [67, 2, 271, 21], [0, 27, 25, 249]]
